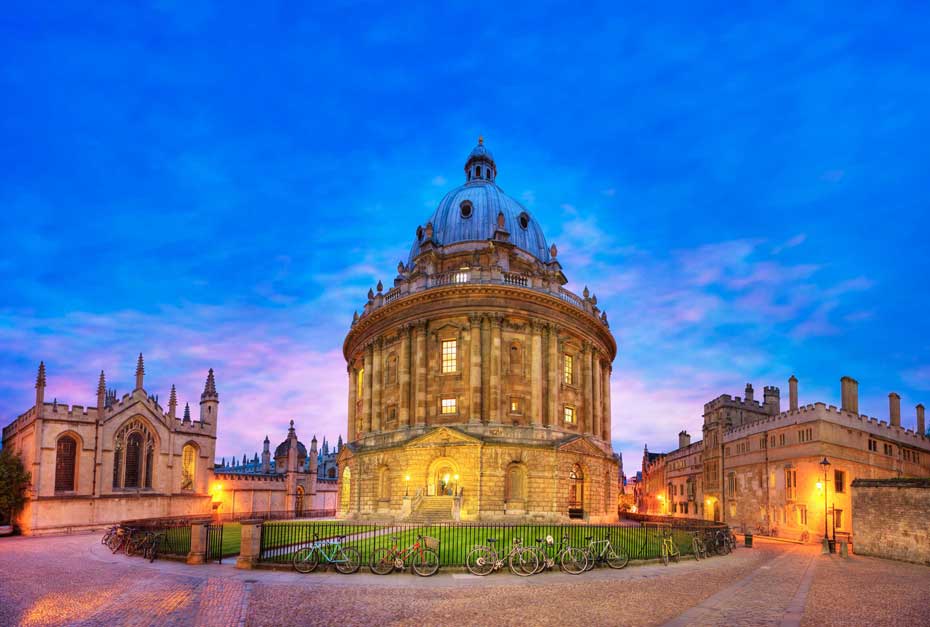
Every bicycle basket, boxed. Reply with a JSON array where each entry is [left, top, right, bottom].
[[422, 536, 440, 550]]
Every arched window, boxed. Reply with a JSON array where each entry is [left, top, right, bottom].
[[505, 464, 526, 502], [125, 433, 142, 488], [377, 466, 391, 501], [327, 467, 336, 479], [113, 418, 156, 490], [569, 464, 584, 510], [295, 485, 305, 515], [55, 435, 77, 492], [181, 444, 197, 490], [112, 441, 122, 489], [509, 341, 523, 375]]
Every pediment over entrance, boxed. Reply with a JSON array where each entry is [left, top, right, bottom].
[[407, 426, 482, 448], [558, 436, 606, 457]]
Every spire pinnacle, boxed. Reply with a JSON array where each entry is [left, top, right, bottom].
[[183, 402, 191, 422], [478, 135, 483, 145], [97, 370, 106, 396], [36, 361, 46, 389], [135, 353, 145, 389], [168, 385, 178, 418], [201, 368, 218, 400]]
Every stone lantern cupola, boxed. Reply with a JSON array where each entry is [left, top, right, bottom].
[[464, 136, 497, 183]]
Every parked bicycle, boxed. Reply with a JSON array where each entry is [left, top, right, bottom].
[[660, 528, 680, 565], [292, 533, 361, 574], [526, 534, 588, 575], [101, 525, 119, 546], [369, 534, 440, 577], [690, 531, 707, 560], [581, 534, 629, 571], [465, 537, 538, 576], [712, 528, 732, 555]]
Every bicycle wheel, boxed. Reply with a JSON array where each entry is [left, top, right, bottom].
[[559, 547, 587, 575], [465, 546, 494, 576], [369, 547, 395, 575], [292, 547, 319, 573], [530, 546, 548, 575], [670, 545, 680, 563], [605, 546, 629, 569], [583, 549, 596, 571], [509, 548, 538, 577], [335, 547, 360, 574], [661, 543, 669, 566], [412, 548, 440, 577]]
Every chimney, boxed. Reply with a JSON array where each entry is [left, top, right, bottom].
[[918, 404, 926, 436], [840, 376, 859, 414], [889, 393, 901, 427], [745, 383, 754, 403], [764, 386, 781, 414], [678, 431, 691, 449], [789, 375, 799, 411]]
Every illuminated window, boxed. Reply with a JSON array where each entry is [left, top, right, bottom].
[[564, 406, 575, 424], [181, 444, 196, 490], [510, 398, 523, 414], [785, 468, 797, 501], [357, 368, 364, 398], [563, 354, 573, 385], [441, 339, 457, 373], [440, 397, 457, 414]]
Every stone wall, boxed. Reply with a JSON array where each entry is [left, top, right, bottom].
[[851, 478, 930, 565]]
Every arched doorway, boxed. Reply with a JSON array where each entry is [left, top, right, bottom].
[[295, 485, 305, 515], [426, 457, 461, 496], [568, 463, 584, 518]]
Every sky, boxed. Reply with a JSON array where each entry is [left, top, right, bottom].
[[1, 2, 929, 474]]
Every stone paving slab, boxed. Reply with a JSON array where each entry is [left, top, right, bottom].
[[1, 532, 928, 626]]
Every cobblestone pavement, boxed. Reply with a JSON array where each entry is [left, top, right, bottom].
[[1, 533, 928, 626]]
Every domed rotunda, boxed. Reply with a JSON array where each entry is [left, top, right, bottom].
[[338, 139, 619, 522]]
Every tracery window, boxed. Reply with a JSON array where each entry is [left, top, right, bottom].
[[181, 443, 197, 491], [55, 435, 77, 492], [113, 418, 156, 490]]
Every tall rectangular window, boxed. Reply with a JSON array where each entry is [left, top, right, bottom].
[[440, 397, 457, 414], [563, 354, 573, 385], [356, 368, 364, 399], [834, 508, 843, 529], [834, 469, 846, 494], [785, 468, 797, 501], [564, 406, 576, 424], [441, 340, 457, 373], [868, 438, 877, 452]]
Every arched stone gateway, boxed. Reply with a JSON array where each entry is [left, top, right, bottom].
[[338, 141, 620, 523]]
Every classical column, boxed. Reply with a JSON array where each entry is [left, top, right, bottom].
[[489, 315, 502, 423], [362, 345, 373, 433], [371, 338, 383, 432], [547, 324, 559, 427], [399, 325, 412, 427], [582, 342, 593, 434], [347, 366, 357, 441], [414, 321, 427, 425], [469, 315, 482, 423], [530, 322, 543, 427], [593, 352, 602, 439], [603, 364, 613, 442]]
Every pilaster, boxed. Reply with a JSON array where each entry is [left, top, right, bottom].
[[399, 324, 412, 427], [371, 338, 383, 432], [530, 321, 543, 426]]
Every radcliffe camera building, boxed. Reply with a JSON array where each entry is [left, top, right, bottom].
[[337, 139, 620, 522], [637, 376, 930, 541]]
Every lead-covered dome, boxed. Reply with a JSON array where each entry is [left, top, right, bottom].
[[408, 138, 550, 266]]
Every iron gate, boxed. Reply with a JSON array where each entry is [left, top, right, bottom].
[[206, 523, 224, 563]]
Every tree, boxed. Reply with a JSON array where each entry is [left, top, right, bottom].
[[0, 448, 31, 527]]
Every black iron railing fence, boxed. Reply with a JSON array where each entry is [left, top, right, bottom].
[[121, 508, 336, 529], [257, 519, 730, 567], [621, 512, 722, 528]]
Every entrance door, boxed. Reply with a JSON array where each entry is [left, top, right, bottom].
[[568, 464, 584, 518], [435, 466, 458, 496]]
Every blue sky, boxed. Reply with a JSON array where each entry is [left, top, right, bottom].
[[2, 2, 929, 473]]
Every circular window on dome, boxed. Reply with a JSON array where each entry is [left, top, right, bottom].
[[518, 212, 530, 230], [460, 200, 473, 219]]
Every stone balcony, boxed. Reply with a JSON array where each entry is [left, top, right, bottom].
[[353, 266, 609, 328]]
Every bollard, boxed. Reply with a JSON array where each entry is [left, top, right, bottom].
[[840, 540, 849, 558], [821, 537, 830, 555], [745, 533, 753, 548]]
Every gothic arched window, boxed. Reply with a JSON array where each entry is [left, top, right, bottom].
[[181, 444, 197, 490], [55, 435, 77, 492], [113, 418, 156, 490], [125, 433, 142, 488]]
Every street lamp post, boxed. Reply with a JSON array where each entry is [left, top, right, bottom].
[[819, 457, 831, 554]]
